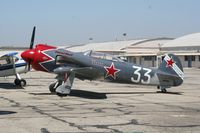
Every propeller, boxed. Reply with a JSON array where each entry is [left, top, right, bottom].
[[27, 26, 36, 71], [30, 26, 36, 49]]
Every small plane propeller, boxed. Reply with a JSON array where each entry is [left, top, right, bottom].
[[25, 26, 36, 71], [30, 26, 36, 49]]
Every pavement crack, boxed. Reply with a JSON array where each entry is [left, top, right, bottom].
[[27, 105, 86, 131], [0, 96, 21, 107], [79, 119, 139, 133]]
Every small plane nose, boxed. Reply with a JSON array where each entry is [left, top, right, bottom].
[[21, 50, 35, 62]]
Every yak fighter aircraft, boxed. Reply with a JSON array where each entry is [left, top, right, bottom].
[[21, 27, 184, 96]]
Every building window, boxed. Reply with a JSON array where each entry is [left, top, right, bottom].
[[143, 56, 156, 61], [184, 56, 187, 61], [184, 56, 195, 61]]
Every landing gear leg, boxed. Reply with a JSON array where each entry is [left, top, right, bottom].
[[56, 72, 75, 96], [14, 73, 26, 87]]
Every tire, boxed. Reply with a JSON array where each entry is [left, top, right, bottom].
[[14, 79, 21, 86], [20, 79, 26, 87], [49, 83, 56, 93], [161, 89, 167, 93], [49, 81, 63, 93]]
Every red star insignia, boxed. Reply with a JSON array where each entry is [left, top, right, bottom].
[[104, 63, 120, 79], [166, 58, 175, 67]]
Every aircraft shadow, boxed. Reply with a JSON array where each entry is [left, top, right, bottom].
[[0, 110, 17, 115], [104, 91, 182, 95], [156, 91, 183, 95], [29, 89, 182, 99], [0, 83, 23, 89], [29, 92, 56, 95], [69, 89, 107, 99], [30, 90, 107, 99], [26, 84, 45, 87]]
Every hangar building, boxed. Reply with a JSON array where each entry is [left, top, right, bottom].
[[161, 33, 200, 68], [68, 33, 200, 68]]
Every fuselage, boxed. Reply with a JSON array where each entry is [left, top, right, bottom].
[[21, 44, 162, 86], [0, 53, 27, 77], [66, 51, 160, 86], [21, 44, 184, 88]]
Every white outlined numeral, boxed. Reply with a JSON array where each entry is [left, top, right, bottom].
[[131, 66, 152, 84], [131, 66, 141, 83], [141, 68, 152, 84]]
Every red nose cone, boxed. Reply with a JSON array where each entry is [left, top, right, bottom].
[[21, 50, 35, 62]]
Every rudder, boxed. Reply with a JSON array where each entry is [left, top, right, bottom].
[[159, 54, 184, 80]]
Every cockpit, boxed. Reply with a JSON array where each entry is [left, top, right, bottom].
[[84, 50, 124, 62], [0, 54, 19, 66]]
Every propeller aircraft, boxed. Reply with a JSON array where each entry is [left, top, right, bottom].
[[21, 27, 184, 96], [0, 51, 28, 86]]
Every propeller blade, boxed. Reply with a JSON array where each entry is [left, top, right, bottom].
[[28, 61, 31, 71], [24, 61, 31, 72], [30, 26, 36, 49]]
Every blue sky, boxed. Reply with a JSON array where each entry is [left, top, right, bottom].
[[0, 0, 200, 46]]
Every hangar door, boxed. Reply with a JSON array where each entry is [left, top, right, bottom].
[[184, 56, 195, 67]]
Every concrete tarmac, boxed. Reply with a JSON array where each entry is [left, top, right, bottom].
[[0, 69, 200, 133]]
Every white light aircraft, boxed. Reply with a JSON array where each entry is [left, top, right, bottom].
[[0, 51, 28, 86]]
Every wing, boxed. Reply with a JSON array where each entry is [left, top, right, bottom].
[[0, 52, 18, 58], [54, 49, 103, 80], [55, 49, 77, 64], [54, 66, 101, 80]]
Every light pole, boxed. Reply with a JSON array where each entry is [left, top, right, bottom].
[[123, 33, 127, 41], [89, 37, 93, 43]]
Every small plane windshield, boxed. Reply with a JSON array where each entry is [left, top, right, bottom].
[[0, 56, 19, 66], [84, 50, 124, 62]]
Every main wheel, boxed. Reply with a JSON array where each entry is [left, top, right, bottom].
[[20, 79, 26, 87], [49, 81, 63, 93], [14, 79, 26, 87], [14, 79, 21, 86], [49, 83, 56, 93]]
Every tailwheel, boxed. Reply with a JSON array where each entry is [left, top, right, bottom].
[[157, 86, 168, 93], [161, 88, 167, 93]]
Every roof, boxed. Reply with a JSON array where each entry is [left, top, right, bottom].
[[123, 38, 173, 55], [162, 33, 200, 48], [67, 40, 144, 52]]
